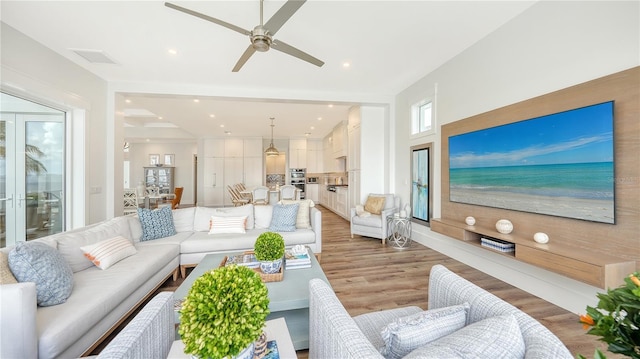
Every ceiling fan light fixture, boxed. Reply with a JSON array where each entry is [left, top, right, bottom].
[[265, 117, 279, 156]]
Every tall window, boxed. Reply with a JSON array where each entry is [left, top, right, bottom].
[[411, 101, 433, 135]]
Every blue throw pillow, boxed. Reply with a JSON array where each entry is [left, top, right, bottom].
[[137, 206, 177, 241], [9, 242, 74, 306], [269, 204, 299, 232]]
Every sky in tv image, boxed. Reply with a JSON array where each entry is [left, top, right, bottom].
[[449, 101, 615, 224]]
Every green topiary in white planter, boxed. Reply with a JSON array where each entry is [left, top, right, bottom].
[[179, 265, 270, 359], [254, 232, 285, 274]]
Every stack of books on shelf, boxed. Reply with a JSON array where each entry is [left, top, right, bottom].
[[480, 237, 515, 253], [284, 246, 311, 269], [225, 253, 259, 268]]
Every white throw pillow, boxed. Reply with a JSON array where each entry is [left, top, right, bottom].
[[194, 205, 254, 231], [172, 207, 196, 232], [254, 205, 274, 229], [80, 235, 137, 270], [208, 216, 248, 234]]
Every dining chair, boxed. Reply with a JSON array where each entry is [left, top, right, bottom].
[[279, 185, 297, 200], [235, 183, 252, 201], [251, 186, 270, 205], [123, 188, 139, 215], [227, 186, 250, 207]]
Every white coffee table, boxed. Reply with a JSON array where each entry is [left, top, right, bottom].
[[167, 317, 297, 359]]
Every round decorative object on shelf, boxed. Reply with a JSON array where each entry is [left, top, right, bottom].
[[533, 232, 550, 244], [495, 219, 513, 234], [465, 216, 476, 226]]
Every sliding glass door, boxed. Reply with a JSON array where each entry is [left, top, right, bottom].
[[1, 93, 65, 247]]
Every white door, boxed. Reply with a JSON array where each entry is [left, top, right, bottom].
[[1, 93, 66, 247]]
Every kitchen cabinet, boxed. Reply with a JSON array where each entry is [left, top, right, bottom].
[[320, 185, 328, 206], [202, 157, 225, 206], [336, 187, 348, 218], [224, 138, 244, 157], [347, 108, 361, 171], [306, 183, 319, 203], [144, 167, 175, 194], [332, 121, 347, 158], [289, 139, 307, 169], [306, 139, 323, 173]]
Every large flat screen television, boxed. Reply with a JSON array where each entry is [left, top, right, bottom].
[[449, 101, 615, 224]]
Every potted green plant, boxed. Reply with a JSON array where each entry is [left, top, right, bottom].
[[578, 272, 640, 359], [179, 265, 270, 359], [254, 231, 285, 274]]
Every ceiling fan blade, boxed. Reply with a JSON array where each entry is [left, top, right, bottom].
[[271, 39, 324, 68], [232, 46, 257, 72], [264, 0, 306, 35], [164, 2, 251, 36]]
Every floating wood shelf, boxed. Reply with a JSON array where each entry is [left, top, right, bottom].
[[431, 218, 636, 289]]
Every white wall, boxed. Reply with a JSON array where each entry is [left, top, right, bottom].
[[393, 1, 639, 314], [1, 22, 109, 226]]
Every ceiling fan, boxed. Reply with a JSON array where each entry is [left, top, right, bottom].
[[165, 0, 325, 72]]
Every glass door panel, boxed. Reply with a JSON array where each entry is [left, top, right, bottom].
[[1, 93, 65, 247]]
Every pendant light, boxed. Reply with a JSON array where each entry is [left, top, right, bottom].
[[265, 117, 279, 157]]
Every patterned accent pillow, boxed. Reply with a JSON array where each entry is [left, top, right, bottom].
[[0, 251, 17, 284], [8, 242, 74, 306], [403, 314, 525, 359], [208, 216, 247, 234], [137, 207, 177, 241], [364, 195, 386, 215], [379, 303, 470, 359], [80, 236, 137, 270], [269, 203, 300, 232]]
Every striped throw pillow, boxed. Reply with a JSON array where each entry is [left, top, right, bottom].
[[81, 236, 137, 270], [208, 216, 247, 234]]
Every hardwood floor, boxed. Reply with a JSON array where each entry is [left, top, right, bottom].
[[158, 205, 612, 359]]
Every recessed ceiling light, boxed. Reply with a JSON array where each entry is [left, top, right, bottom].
[[342, 62, 350, 68], [305, 132, 311, 136], [220, 124, 225, 128], [193, 99, 199, 103], [224, 131, 231, 135], [317, 117, 322, 121], [310, 126, 315, 130], [209, 114, 216, 118], [125, 99, 131, 103], [168, 49, 177, 55], [328, 104, 334, 108], [158, 116, 163, 120], [145, 138, 150, 142]]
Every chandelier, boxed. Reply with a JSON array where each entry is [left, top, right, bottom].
[[264, 117, 279, 157]]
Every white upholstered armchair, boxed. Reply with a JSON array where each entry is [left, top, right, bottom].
[[350, 193, 400, 241]]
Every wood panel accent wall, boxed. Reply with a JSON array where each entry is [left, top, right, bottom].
[[436, 67, 639, 285]]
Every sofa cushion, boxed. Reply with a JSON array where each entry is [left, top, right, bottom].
[[403, 314, 525, 359], [353, 306, 422, 351], [194, 205, 254, 231], [8, 242, 74, 306], [254, 205, 273, 229], [80, 236, 138, 270], [58, 216, 133, 272], [280, 199, 314, 229], [379, 303, 470, 359], [352, 213, 383, 227], [364, 195, 386, 215], [208, 216, 247, 234], [138, 207, 177, 241], [0, 252, 17, 284], [172, 207, 196, 232], [269, 203, 299, 232]]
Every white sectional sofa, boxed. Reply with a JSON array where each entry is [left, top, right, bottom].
[[0, 202, 321, 359]]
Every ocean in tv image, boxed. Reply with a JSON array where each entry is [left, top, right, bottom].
[[449, 101, 615, 224]]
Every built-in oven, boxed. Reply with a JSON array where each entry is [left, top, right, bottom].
[[289, 168, 306, 199]]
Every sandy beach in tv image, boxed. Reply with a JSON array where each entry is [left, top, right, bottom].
[[449, 101, 615, 224]]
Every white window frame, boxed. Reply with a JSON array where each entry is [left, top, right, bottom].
[[411, 98, 435, 138]]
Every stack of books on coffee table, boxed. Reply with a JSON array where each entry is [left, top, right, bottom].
[[284, 246, 311, 269]]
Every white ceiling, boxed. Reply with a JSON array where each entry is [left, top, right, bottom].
[[1, 0, 535, 141]]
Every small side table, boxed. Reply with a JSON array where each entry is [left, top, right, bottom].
[[386, 215, 412, 249]]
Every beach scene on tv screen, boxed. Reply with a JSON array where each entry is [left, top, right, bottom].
[[449, 101, 614, 224]]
